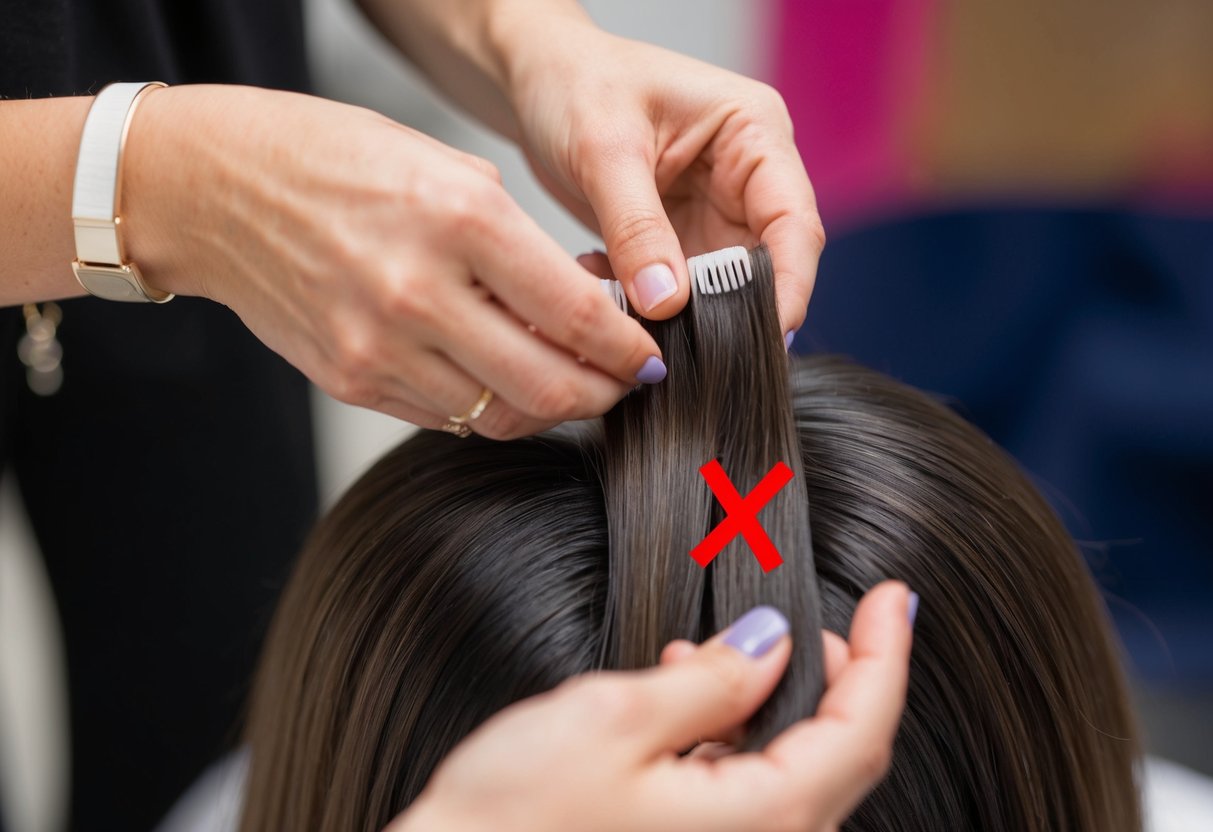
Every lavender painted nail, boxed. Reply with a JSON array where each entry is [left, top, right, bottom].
[[723, 606, 789, 658], [908, 591, 920, 627], [636, 355, 667, 384]]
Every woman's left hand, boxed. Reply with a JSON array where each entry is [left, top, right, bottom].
[[385, 582, 914, 832], [496, 6, 825, 334]]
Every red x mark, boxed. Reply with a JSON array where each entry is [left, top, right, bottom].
[[690, 459, 793, 573]]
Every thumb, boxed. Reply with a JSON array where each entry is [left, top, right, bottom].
[[583, 152, 690, 319], [629, 606, 792, 755]]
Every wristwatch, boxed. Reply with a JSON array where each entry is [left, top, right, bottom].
[[71, 81, 174, 303]]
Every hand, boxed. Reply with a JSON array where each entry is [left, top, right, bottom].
[[496, 9, 824, 333], [388, 582, 915, 832], [122, 85, 666, 438]]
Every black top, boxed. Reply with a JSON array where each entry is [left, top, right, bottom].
[[1, 0, 311, 97], [0, 4, 319, 831]]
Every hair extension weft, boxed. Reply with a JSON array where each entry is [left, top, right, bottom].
[[601, 245, 825, 749]]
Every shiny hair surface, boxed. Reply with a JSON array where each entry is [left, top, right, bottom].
[[240, 250, 1140, 831]]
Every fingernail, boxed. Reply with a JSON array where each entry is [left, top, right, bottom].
[[634, 263, 678, 312], [635, 355, 667, 384], [908, 592, 920, 628], [784, 329, 796, 351], [722, 606, 789, 658]]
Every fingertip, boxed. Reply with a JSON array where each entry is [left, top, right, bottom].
[[693, 631, 794, 708], [869, 579, 913, 616], [849, 581, 915, 658], [866, 579, 912, 607], [634, 628, 791, 755], [628, 261, 690, 319], [698, 614, 794, 679], [571, 250, 670, 386], [660, 639, 698, 666], [774, 274, 811, 335], [583, 160, 689, 318], [635, 354, 668, 384], [720, 605, 791, 659], [763, 218, 820, 333], [822, 630, 849, 686]]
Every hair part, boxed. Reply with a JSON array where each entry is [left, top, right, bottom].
[[240, 246, 1140, 831]]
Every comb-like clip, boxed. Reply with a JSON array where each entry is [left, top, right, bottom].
[[599, 245, 755, 315], [600, 277, 629, 315], [688, 245, 753, 295]]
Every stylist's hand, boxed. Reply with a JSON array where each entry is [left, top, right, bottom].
[[389, 581, 915, 832], [494, 5, 824, 335], [122, 86, 665, 439]]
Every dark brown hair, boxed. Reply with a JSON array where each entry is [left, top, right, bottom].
[[240, 249, 1140, 831]]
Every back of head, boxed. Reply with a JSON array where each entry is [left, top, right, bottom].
[[241, 249, 1140, 831], [790, 357, 1140, 829], [239, 435, 610, 829]]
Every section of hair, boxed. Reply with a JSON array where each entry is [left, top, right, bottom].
[[790, 359, 1141, 830], [239, 434, 609, 831], [240, 264, 1141, 829], [602, 244, 824, 748]]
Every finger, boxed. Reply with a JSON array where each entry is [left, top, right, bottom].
[[660, 631, 840, 748], [388, 349, 556, 440], [679, 629, 848, 749], [660, 637, 745, 747], [576, 137, 691, 319], [575, 251, 622, 310], [461, 197, 666, 386], [628, 606, 793, 755], [764, 582, 914, 817], [659, 639, 697, 666], [311, 306, 554, 437], [434, 286, 635, 426], [743, 144, 825, 334], [306, 334, 456, 431], [525, 149, 603, 233], [823, 630, 849, 688]]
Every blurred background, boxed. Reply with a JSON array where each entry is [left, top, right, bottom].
[[0, 0, 1209, 829], [780, 0, 1213, 780]]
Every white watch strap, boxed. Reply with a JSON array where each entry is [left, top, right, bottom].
[[72, 82, 165, 266]]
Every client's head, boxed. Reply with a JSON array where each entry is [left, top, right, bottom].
[[240, 250, 1140, 832]]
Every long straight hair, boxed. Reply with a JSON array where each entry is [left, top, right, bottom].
[[240, 248, 1140, 831], [602, 244, 823, 747]]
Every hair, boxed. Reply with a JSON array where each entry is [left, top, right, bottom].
[[240, 248, 1141, 831]]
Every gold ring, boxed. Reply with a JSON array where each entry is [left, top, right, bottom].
[[441, 387, 493, 438], [449, 387, 493, 425], [440, 421, 473, 439]]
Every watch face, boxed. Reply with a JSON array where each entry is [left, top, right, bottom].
[[72, 262, 172, 303]]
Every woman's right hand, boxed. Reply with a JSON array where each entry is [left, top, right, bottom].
[[122, 85, 665, 438], [391, 581, 916, 832]]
